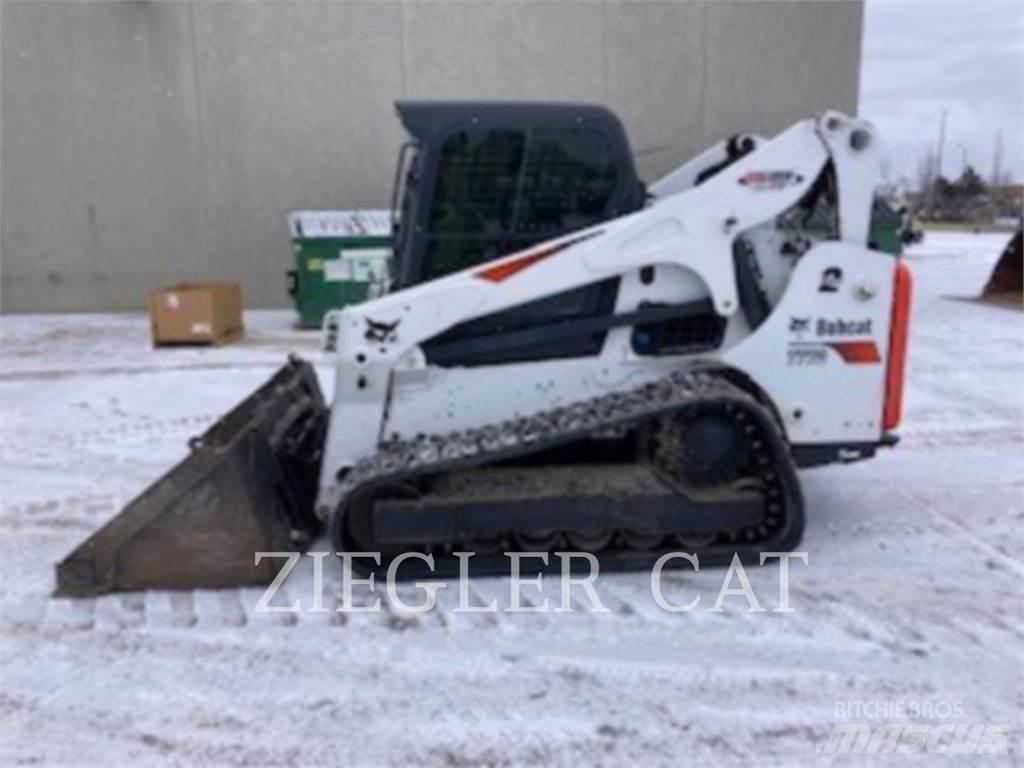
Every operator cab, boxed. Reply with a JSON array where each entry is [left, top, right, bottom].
[[388, 101, 646, 367], [389, 100, 646, 288]]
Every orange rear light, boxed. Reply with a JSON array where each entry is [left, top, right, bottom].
[[883, 260, 913, 430]]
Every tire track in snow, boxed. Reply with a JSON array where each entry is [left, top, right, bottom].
[[905, 489, 1024, 578], [0, 413, 219, 456]]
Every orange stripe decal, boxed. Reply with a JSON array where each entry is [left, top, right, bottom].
[[827, 341, 881, 364], [474, 230, 603, 283], [475, 248, 558, 283]]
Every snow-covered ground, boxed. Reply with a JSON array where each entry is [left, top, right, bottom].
[[1, 232, 1021, 766]]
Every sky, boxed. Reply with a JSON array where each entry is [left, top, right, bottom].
[[859, 0, 1024, 186]]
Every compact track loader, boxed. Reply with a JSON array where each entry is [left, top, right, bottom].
[[56, 111, 912, 594]]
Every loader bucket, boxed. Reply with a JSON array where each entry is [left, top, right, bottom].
[[55, 357, 327, 597], [983, 228, 1023, 297]]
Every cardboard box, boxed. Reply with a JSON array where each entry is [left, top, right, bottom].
[[149, 282, 244, 346]]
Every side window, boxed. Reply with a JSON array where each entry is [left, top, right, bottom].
[[517, 126, 619, 235], [425, 129, 527, 278], [390, 145, 420, 284], [422, 124, 621, 280]]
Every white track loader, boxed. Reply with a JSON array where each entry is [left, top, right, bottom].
[[56, 111, 912, 593]]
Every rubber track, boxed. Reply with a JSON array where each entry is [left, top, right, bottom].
[[328, 367, 804, 579]]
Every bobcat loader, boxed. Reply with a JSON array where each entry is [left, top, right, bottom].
[[56, 111, 912, 594]]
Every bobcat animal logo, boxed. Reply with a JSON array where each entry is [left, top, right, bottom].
[[364, 317, 401, 343], [789, 316, 811, 337]]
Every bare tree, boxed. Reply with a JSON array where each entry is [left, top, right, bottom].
[[879, 155, 893, 184], [917, 148, 938, 212], [990, 129, 1004, 189]]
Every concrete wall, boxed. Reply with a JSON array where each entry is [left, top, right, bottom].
[[1, 0, 863, 313]]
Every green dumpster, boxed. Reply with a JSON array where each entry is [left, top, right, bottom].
[[869, 196, 905, 256], [287, 210, 393, 329]]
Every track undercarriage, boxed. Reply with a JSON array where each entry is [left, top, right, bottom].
[[330, 367, 804, 579]]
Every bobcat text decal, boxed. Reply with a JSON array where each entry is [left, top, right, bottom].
[[787, 316, 880, 366]]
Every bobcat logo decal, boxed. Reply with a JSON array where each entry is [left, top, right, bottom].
[[789, 316, 811, 338], [364, 317, 401, 343]]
